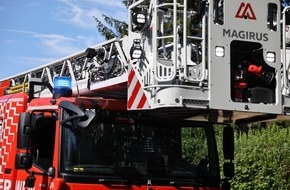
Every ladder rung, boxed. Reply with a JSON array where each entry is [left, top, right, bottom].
[[10, 83, 28, 90]]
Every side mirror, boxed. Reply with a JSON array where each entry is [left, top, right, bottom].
[[223, 125, 235, 179], [17, 112, 36, 149], [223, 162, 234, 178], [59, 101, 85, 125], [77, 110, 96, 128], [28, 78, 53, 102], [59, 100, 95, 128], [15, 153, 32, 169], [223, 126, 234, 160]]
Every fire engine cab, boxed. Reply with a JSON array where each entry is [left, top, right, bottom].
[[0, 80, 234, 190], [0, 0, 289, 189]]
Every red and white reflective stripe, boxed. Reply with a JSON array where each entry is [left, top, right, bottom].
[[0, 100, 23, 175], [128, 66, 150, 110]]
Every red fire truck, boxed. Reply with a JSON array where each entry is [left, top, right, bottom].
[[1, 0, 289, 189]]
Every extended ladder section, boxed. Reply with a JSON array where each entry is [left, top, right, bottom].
[[1, 38, 128, 99]]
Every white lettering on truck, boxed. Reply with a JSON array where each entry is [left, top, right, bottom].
[[0, 179, 35, 190], [0, 179, 11, 190], [15, 180, 35, 190], [15, 180, 24, 190]]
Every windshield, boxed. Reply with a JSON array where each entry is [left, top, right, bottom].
[[60, 113, 220, 186]]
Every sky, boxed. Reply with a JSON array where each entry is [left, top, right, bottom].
[[0, 0, 127, 79]]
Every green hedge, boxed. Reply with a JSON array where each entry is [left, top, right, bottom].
[[228, 123, 290, 189]]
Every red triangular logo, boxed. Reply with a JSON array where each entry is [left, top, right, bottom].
[[235, 2, 256, 20]]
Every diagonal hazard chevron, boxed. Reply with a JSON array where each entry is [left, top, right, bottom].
[[128, 63, 150, 110]]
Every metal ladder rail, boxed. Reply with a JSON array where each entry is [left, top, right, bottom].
[[282, 6, 290, 92], [153, 0, 178, 82], [182, 0, 207, 85]]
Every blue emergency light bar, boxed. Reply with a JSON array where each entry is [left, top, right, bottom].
[[53, 76, 72, 98]]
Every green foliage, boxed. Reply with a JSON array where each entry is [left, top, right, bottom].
[[94, 16, 117, 40], [214, 123, 290, 189], [122, 0, 133, 8], [214, 125, 226, 176], [94, 15, 128, 40], [94, 0, 130, 40], [182, 127, 208, 165], [230, 123, 290, 190], [102, 14, 128, 37]]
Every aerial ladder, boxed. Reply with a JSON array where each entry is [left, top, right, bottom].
[[1, 0, 290, 124]]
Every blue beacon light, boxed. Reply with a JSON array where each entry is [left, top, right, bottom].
[[53, 76, 73, 98]]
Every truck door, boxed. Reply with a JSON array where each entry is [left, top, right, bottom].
[[14, 112, 57, 190], [33, 116, 56, 171]]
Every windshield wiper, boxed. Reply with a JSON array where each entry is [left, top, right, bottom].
[[71, 165, 132, 185], [98, 178, 129, 185], [169, 179, 200, 187], [72, 164, 114, 173]]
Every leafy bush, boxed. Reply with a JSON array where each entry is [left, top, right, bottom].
[[229, 123, 290, 190]]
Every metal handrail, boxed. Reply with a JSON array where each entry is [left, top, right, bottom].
[[282, 6, 290, 90]]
